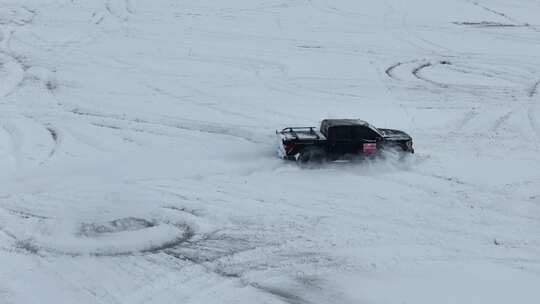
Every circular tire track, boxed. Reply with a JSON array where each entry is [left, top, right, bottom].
[[384, 59, 451, 86], [0, 192, 202, 257], [411, 60, 452, 88], [386, 57, 539, 143], [15, 217, 194, 257], [387, 58, 531, 91]]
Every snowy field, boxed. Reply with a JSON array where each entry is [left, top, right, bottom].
[[1, 0, 540, 303]]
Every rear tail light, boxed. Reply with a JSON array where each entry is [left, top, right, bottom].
[[284, 142, 295, 154]]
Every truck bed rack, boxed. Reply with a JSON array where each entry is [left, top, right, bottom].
[[277, 127, 325, 141]]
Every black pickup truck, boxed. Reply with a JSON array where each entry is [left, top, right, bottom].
[[276, 119, 414, 162]]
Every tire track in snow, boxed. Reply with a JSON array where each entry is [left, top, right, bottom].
[[453, 21, 524, 28], [162, 228, 268, 267], [0, 117, 60, 169], [70, 108, 262, 144], [386, 56, 539, 144], [468, 1, 518, 23], [105, 0, 133, 22], [308, 0, 366, 20], [15, 219, 194, 257], [41, 124, 60, 164], [454, 109, 479, 133], [384, 2, 457, 55], [412, 61, 450, 88], [384, 62, 403, 80], [0, 207, 24, 252], [385, 59, 450, 86], [527, 80, 540, 141], [467, 0, 540, 32], [161, 230, 327, 303], [528, 80, 540, 98], [2, 206, 49, 220], [491, 109, 515, 133], [0, 6, 36, 100], [0, 54, 25, 98], [0, 6, 36, 27], [26, 116, 62, 165], [90, 11, 106, 25], [0, 122, 21, 170], [250, 283, 314, 304], [387, 58, 528, 94], [125, 0, 135, 14], [0, 123, 17, 172], [2, 186, 201, 258]]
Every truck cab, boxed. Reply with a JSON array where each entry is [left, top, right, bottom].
[[320, 119, 382, 155]]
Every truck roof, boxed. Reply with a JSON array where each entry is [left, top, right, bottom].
[[320, 119, 382, 139], [321, 119, 369, 127]]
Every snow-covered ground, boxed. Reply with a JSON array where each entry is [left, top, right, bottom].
[[1, 0, 540, 303]]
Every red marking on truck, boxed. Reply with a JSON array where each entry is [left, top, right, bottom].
[[363, 143, 377, 154], [284, 142, 295, 154]]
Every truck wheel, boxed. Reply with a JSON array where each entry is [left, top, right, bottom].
[[296, 147, 325, 163]]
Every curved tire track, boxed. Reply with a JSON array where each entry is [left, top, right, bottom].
[[491, 109, 515, 133], [0, 123, 17, 172], [2, 117, 60, 168], [385, 62, 404, 80], [385, 59, 451, 87], [388, 58, 528, 95], [453, 110, 479, 133], [45, 126, 58, 157], [528, 80, 540, 98], [16, 221, 194, 257], [250, 283, 314, 304], [527, 80, 540, 141], [385, 60, 426, 81], [105, 0, 133, 22], [0, 6, 37, 100], [0, 52, 25, 99], [412, 61, 450, 88], [467, 0, 540, 32], [70, 108, 262, 143], [308, 0, 366, 20]]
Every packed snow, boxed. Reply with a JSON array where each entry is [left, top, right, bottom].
[[1, 0, 539, 303]]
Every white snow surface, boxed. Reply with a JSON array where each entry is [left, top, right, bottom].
[[1, 0, 540, 303]]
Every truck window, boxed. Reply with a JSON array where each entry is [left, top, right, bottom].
[[352, 126, 379, 140]]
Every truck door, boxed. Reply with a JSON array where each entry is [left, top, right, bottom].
[[351, 126, 381, 154], [328, 126, 355, 155]]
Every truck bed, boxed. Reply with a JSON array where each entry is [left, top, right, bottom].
[[276, 127, 327, 159], [277, 127, 326, 141]]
